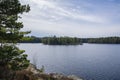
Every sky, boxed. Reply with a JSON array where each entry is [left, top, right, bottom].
[[20, 0, 120, 38]]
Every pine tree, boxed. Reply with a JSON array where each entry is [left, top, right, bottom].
[[0, 0, 30, 73]]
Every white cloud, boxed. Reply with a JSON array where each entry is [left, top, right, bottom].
[[20, 0, 120, 37], [22, 14, 120, 37], [27, 0, 107, 23]]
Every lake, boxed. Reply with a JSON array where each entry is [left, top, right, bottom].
[[19, 43, 120, 80]]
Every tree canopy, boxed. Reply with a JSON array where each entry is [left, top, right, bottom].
[[19, 36, 120, 44], [0, 0, 30, 79]]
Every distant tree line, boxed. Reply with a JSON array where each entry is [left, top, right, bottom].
[[87, 37, 120, 44], [19, 36, 120, 44], [20, 36, 41, 43], [41, 36, 82, 45]]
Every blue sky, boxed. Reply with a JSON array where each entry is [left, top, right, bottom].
[[20, 0, 120, 37]]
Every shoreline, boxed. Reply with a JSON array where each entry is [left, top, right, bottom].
[[26, 64, 83, 80]]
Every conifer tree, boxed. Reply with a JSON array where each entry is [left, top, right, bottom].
[[0, 0, 30, 71]]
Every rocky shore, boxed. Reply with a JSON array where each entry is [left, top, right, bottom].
[[25, 64, 83, 80]]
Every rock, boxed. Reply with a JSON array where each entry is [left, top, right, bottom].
[[26, 64, 83, 80], [26, 64, 40, 74], [68, 75, 83, 80], [49, 73, 83, 80], [49, 73, 64, 78]]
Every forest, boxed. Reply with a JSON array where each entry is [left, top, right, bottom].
[[20, 36, 120, 44]]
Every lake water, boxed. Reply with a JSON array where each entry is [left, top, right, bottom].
[[19, 43, 120, 80]]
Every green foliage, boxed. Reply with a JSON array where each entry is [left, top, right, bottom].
[[0, 45, 29, 70], [18, 36, 120, 44], [0, 0, 30, 74], [41, 36, 120, 45], [41, 36, 82, 45], [0, 0, 30, 43], [20, 36, 41, 43], [87, 37, 120, 44]]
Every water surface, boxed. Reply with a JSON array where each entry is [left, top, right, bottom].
[[19, 43, 120, 80]]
